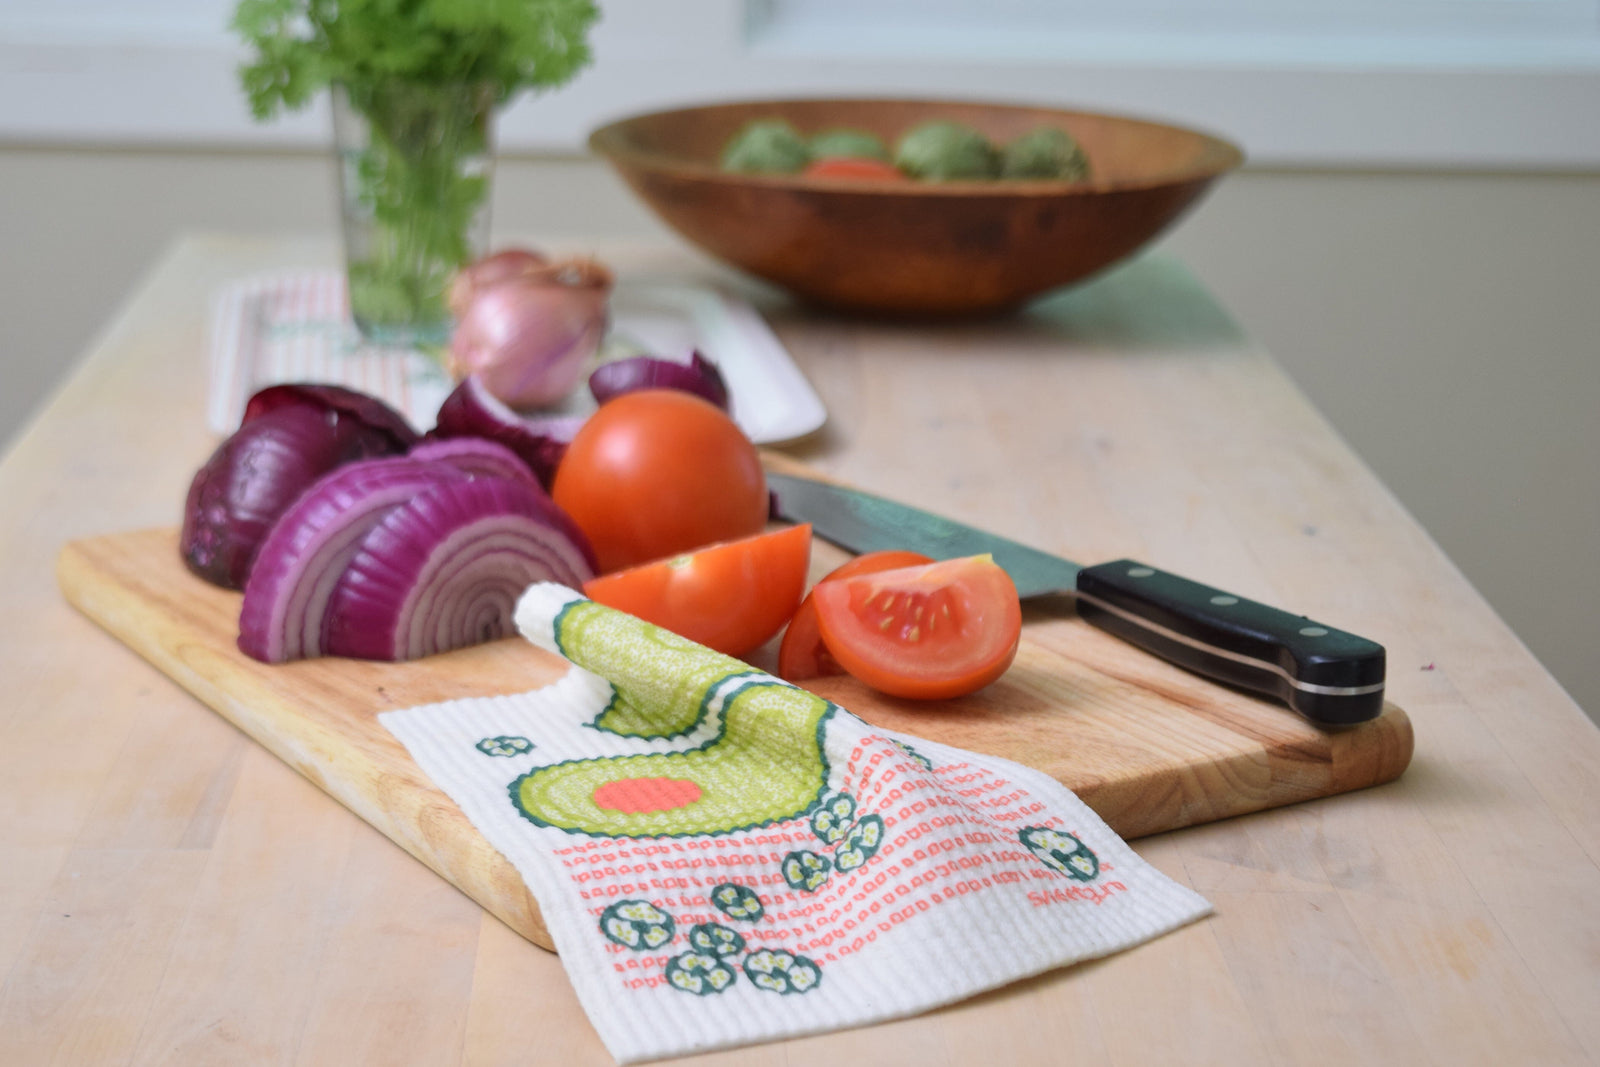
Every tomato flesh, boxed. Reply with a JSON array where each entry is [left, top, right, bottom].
[[811, 555, 1021, 700], [583, 524, 811, 658], [551, 389, 767, 573], [778, 549, 933, 680], [803, 157, 907, 181]]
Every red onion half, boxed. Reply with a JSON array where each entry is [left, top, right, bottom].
[[242, 383, 419, 449], [430, 375, 584, 488], [237, 457, 467, 663], [408, 437, 541, 488], [588, 351, 730, 411], [323, 475, 597, 661], [181, 393, 414, 590], [238, 452, 596, 664]]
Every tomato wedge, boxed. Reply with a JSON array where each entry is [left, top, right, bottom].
[[582, 524, 811, 658], [811, 555, 1022, 700], [778, 549, 934, 680]]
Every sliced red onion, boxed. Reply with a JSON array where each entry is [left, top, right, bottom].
[[588, 351, 730, 411], [237, 457, 466, 663], [323, 475, 598, 661], [241, 383, 418, 450], [180, 402, 410, 589], [407, 437, 541, 488], [430, 375, 585, 488]]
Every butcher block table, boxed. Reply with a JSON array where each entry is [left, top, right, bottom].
[[4, 233, 1598, 1064]]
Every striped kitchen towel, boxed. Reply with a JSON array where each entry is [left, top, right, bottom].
[[206, 270, 827, 443], [206, 271, 456, 435]]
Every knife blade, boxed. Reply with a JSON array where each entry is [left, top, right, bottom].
[[766, 471, 1385, 727]]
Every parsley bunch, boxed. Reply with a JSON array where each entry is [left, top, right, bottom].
[[232, 0, 599, 342], [233, 0, 600, 120]]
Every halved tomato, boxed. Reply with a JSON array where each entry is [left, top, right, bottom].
[[777, 549, 934, 680], [582, 524, 812, 658], [811, 555, 1022, 700]]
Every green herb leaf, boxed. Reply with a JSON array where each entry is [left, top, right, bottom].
[[232, 0, 599, 118]]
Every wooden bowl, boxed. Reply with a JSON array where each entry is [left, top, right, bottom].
[[589, 98, 1243, 316]]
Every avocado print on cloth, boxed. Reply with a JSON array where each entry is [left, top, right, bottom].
[[380, 584, 1212, 1064]]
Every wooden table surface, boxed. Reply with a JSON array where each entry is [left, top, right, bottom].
[[3, 234, 1597, 1066]]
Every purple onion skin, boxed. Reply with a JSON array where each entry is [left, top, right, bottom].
[[243, 383, 418, 450], [181, 403, 411, 589], [429, 375, 583, 489], [588, 351, 730, 411], [324, 475, 598, 661]]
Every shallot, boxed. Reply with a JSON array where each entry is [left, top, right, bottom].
[[447, 254, 613, 410], [446, 248, 549, 319]]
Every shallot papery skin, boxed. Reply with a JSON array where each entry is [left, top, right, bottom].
[[447, 257, 614, 410], [447, 248, 549, 319]]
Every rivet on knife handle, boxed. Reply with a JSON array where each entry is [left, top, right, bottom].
[[1074, 561, 1387, 726]]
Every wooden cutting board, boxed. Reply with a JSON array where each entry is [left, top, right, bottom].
[[56, 527, 1412, 952]]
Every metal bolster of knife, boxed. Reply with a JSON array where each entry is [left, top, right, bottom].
[[1074, 560, 1387, 727]]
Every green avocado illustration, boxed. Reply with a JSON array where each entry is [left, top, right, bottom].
[[511, 600, 837, 837]]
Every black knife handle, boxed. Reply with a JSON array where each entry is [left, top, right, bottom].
[[1074, 560, 1386, 727]]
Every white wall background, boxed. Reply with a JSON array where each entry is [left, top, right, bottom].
[[2, 0, 1597, 718]]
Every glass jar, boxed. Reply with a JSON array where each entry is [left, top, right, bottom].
[[332, 80, 497, 347]]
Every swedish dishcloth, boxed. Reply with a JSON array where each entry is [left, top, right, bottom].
[[380, 583, 1211, 1063]]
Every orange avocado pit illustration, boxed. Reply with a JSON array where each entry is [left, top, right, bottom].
[[593, 776, 704, 815]]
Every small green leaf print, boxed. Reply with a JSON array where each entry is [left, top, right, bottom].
[[687, 922, 746, 957], [709, 883, 765, 922], [782, 850, 832, 892], [809, 792, 857, 845], [665, 951, 738, 995], [833, 814, 885, 873], [1019, 826, 1100, 882], [743, 948, 822, 994], [476, 735, 533, 757], [599, 900, 675, 950]]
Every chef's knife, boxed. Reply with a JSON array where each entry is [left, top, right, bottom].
[[766, 472, 1385, 727]]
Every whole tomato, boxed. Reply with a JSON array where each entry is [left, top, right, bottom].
[[551, 389, 768, 573]]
